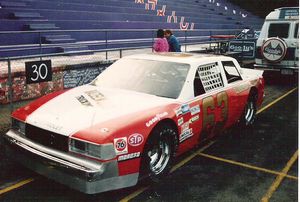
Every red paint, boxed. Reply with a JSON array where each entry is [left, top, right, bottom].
[[72, 76, 264, 177], [15, 75, 264, 178]]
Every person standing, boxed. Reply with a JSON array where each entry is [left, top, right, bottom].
[[164, 29, 181, 52], [153, 29, 169, 52]]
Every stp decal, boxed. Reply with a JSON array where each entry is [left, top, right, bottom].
[[114, 137, 128, 155], [128, 133, 144, 147]]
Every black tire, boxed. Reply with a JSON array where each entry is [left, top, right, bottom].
[[140, 124, 178, 182], [240, 94, 257, 127]]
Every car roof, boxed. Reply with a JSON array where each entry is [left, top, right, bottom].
[[125, 52, 234, 65]]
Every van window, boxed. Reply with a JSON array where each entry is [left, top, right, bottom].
[[268, 23, 290, 38], [295, 23, 299, 38]]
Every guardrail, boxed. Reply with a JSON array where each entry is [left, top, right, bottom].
[[0, 28, 246, 60]]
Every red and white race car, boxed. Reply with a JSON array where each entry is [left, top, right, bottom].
[[4, 53, 264, 194]]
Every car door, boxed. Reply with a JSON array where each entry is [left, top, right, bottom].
[[190, 62, 229, 141]]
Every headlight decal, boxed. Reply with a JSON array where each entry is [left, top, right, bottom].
[[69, 138, 116, 160], [12, 118, 26, 135]]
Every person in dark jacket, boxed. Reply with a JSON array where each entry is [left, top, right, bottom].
[[164, 29, 181, 52]]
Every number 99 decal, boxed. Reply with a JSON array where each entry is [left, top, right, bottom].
[[202, 91, 228, 134]]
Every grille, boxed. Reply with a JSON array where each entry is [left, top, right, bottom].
[[25, 124, 69, 152]]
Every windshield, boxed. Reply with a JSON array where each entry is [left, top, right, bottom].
[[94, 58, 190, 99]]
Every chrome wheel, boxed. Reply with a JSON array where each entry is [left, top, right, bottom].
[[148, 137, 171, 175], [140, 125, 178, 181], [244, 101, 255, 125]]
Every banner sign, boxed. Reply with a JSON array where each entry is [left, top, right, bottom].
[[25, 60, 52, 84], [228, 41, 256, 58]]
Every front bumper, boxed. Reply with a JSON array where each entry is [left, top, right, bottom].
[[4, 130, 138, 194]]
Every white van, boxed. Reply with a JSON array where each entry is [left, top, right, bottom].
[[255, 7, 299, 75]]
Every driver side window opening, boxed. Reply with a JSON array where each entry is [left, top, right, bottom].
[[195, 62, 224, 94], [221, 61, 242, 83]]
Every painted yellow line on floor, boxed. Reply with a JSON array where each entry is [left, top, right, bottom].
[[257, 87, 298, 114], [119, 141, 216, 202], [198, 153, 298, 180], [0, 178, 34, 195], [261, 150, 298, 202], [119, 186, 150, 202], [171, 141, 215, 173], [120, 87, 297, 202], [2, 88, 296, 199]]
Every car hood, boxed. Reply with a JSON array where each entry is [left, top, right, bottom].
[[26, 85, 174, 136]]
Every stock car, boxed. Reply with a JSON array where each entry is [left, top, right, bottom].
[[4, 53, 264, 194]]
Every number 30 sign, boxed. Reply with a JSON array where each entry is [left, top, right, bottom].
[[25, 60, 52, 84]]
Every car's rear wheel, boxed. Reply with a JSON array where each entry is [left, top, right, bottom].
[[140, 124, 178, 182], [240, 94, 257, 127]]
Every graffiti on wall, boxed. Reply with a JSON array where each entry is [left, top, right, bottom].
[[134, 0, 249, 30], [63, 67, 107, 88], [0, 61, 113, 104]]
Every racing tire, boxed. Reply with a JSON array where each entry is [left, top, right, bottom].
[[140, 124, 178, 182], [240, 93, 257, 127]]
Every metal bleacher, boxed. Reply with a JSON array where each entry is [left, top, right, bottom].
[[0, 0, 264, 58]]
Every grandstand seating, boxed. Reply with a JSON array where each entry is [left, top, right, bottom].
[[0, 0, 264, 58]]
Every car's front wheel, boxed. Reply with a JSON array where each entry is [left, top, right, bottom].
[[140, 124, 178, 182]]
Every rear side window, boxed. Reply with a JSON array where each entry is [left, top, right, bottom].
[[222, 61, 242, 83], [268, 23, 290, 38], [295, 23, 299, 38], [193, 71, 205, 97]]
